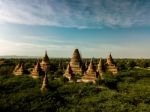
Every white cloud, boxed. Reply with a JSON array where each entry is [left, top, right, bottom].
[[0, 37, 150, 58], [0, 37, 74, 57], [0, 0, 150, 28]]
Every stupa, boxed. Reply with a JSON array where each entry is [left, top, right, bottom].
[[84, 60, 89, 70], [69, 49, 83, 75], [13, 62, 21, 74], [97, 58, 105, 79], [82, 59, 97, 83], [41, 74, 49, 92], [13, 63, 25, 76], [105, 53, 118, 74], [63, 64, 74, 80], [97, 58, 105, 73], [40, 51, 50, 72], [31, 61, 44, 79]]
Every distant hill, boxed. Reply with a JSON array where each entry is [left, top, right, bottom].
[[0, 55, 41, 59]]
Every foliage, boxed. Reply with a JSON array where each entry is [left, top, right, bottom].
[[0, 59, 150, 112]]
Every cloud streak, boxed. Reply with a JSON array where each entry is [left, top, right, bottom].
[[1, 36, 149, 58], [0, 38, 75, 57], [0, 0, 150, 28]]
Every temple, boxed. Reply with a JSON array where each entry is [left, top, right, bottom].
[[84, 60, 89, 71], [40, 51, 50, 72], [82, 59, 97, 83], [105, 53, 118, 74], [12, 49, 119, 87], [97, 58, 105, 73], [13, 62, 25, 76], [69, 49, 83, 75], [13, 62, 21, 74], [31, 61, 44, 79], [63, 64, 74, 80], [41, 74, 49, 92], [97, 58, 105, 79]]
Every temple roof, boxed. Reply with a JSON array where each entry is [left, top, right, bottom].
[[65, 64, 73, 74], [97, 57, 105, 73], [108, 53, 113, 59], [69, 49, 83, 74], [41, 74, 49, 91], [98, 58, 102, 66], [86, 59, 95, 73], [13, 62, 25, 75], [35, 61, 42, 70], [19, 63, 24, 70], [42, 51, 50, 63], [70, 48, 82, 63], [14, 62, 21, 72], [106, 53, 114, 65]]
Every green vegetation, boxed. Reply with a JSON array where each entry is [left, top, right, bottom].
[[0, 59, 150, 112]]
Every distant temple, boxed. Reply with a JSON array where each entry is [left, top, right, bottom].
[[69, 49, 83, 75], [97, 58, 105, 74], [40, 51, 50, 72], [13, 49, 118, 85], [41, 74, 49, 92], [82, 59, 97, 83], [13, 62, 21, 73], [97, 58, 105, 79], [13, 62, 25, 76], [63, 64, 74, 81], [105, 53, 118, 74], [31, 61, 44, 79], [84, 60, 89, 70], [63, 49, 119, 83]]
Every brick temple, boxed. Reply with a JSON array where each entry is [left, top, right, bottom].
[[13, 62, 25, 76], [82, 59, 97, 83], [13, 49, 118, 83], [69, 49, 83, 75], [105, 53, 118, 75], [31, 61, 44, 79], [63, 49, 118, 83]]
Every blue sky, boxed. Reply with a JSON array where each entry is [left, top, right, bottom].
[[0, 0, 150, 58]]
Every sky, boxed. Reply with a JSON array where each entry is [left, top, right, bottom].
[[0, 0, 150, 58]]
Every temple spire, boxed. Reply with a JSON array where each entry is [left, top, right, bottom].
[[97, 57, 105, 73], [82, 58, 97, 83], [13, 62, 25, 76], [43, 50, 49, 62], [41, 73, 49, 92], [40, 51, 50, 72], [69, 48, 83, 75], [87, 59, 95, 73], [105, 53, 118, 75], [63, 64, 74, 80], [85, 60, 88, 69], [31, 60, 44, 79], [97, 57, 105, 79], [13, 61, 21, 73], [106, 53, 113, 65]]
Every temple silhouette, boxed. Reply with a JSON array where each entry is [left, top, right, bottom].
[[13, 49, 118, 90], [63, 49, 118, 83]]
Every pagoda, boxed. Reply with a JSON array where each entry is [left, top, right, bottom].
[[13, 63, 25, 76], [13, 62, 21, 74], [84, 60, 89, 71], [63, 64, 74, 80], [31, 61, 44, 79], [105, 53, 118, 74], [97, 58, 105, 79], [69, 49, 83, 75], [82, 59, 97, 83], [40, 51, 50, 72], [41, 74, 49, 92]]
